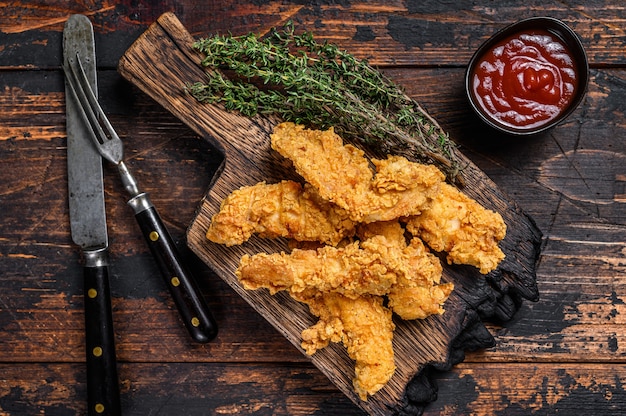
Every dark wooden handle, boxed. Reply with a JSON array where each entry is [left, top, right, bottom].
[[132, 198, 218, 343], [84, 264, 121, 416]]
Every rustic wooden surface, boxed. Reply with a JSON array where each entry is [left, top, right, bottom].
[[1, 1, 625, 415], [117, 12, 541, 415]]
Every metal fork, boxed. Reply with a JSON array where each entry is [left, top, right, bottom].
[[63, 53, 218, 343]]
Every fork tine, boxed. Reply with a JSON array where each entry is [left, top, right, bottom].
[[72, 55, 121, 144], [63, 60, 99, 138], [63, 54, 123, 163], [64, 58, 107, 144]]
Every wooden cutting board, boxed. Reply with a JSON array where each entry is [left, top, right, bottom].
[[118, 12, 541, 415]]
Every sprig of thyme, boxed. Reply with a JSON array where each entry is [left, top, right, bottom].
[[188, 22, 463, 184]]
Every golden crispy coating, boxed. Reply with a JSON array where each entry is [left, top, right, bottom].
[[356, 219, 406, 243], [237, 237, 400, 298], [387, 238, 453, 320], [237, 220, 453, 320], [209, 122, 508, 401], [206, 180, 356, 246], [299, 293, 396, 401], [405, 182, 506, 274], [357, 221, 453, 320], [235, 224, 452, 400], [270, 122, 445, 223]]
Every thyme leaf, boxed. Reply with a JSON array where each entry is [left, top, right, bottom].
[[188, 22, 464, 184]]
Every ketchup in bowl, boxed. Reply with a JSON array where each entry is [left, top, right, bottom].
[[466, 18, 588, 135]]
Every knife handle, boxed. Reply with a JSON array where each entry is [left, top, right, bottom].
[[128, 192, 218, 343], [83, 249, 121, 416]]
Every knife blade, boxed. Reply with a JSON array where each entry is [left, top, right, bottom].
[[64, 14, 121, 416]]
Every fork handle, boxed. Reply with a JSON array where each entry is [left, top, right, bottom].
[[128, 193, 218, 343]]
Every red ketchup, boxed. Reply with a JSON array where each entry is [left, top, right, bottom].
[[471, 29, 579, 130]]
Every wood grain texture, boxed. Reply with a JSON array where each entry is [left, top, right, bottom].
[[0, 85, 623, 413], [2, 1, 626, 68], [117, 13, 540, 414], [2, 1, 626, 414], [0, 363, 359, 415], [2, 362, 625, 415]]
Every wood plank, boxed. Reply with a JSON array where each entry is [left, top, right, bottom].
[[1, 1, 626, 68], [117, 13, 540, 414], [424, 363, 626, 415], [0, 363, 362, 415], [1, 363, 624, 415]]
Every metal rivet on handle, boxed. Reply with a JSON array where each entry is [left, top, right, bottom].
[[149, 231, 159, 241], [92, 346, 103, 357]]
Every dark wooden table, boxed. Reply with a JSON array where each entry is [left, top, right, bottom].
[[1, 1, 625, 415]]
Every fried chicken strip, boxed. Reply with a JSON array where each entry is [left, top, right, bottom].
[[298, 292, 396, 401], [237, 219, 452, 319], [357, 221, 454, 320], [206, 180, 356, 246], [236, 237, 400, 298], [405, 182, 506, 274], [387, 238, 454, 320], [237, 220, 453, 400], [270, 122, 445, 223]]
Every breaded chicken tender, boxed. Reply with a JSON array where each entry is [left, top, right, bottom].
[[298, 292, 396, 401], [206, 180, 356, 246], [357, 221, 454, 320], [208, 122, 507, 401], [270, 122, 445, 223], [236, 238, 398, 298], [387, 238, 453, 320], [405, 182, 506, 274], [237, 220, 453, 319]]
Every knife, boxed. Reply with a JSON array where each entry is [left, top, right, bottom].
[[64, 14, 122, 416]]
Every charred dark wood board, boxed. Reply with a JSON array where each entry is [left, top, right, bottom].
[[118, 12, 541, 415]]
